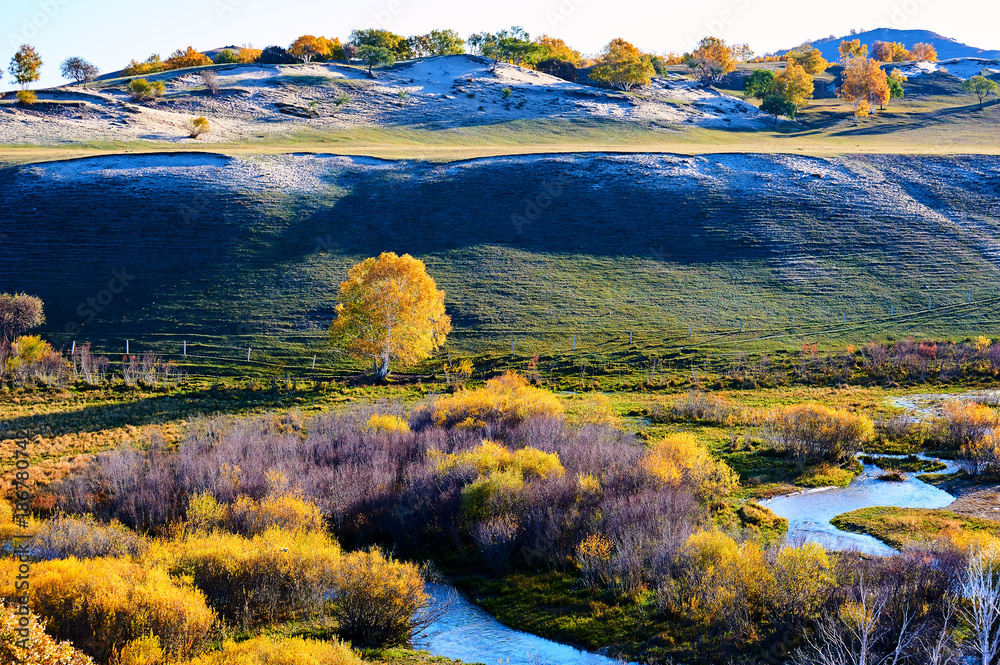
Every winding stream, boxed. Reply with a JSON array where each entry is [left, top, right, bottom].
[[763, 454, 963, 555], [415, 584, 630, 665]]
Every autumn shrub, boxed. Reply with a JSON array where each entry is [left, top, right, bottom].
[[33, 513, 148, 560], [940, 401, 998, 449], [186, 116, 210, 138], [114, 634, 164, 665], [461, 468, 525, 522], [640, 433, 738, 500], [5, 335, 68, 387], [962, 428, 1000, 476], [164, 47, 213, 69], [325, 548, 428, 648], [0, 606, 95, 665], [123, 55, 164, 76], [431, 439, 564, 480], [432, 371, 563, 428], [16, 90, 37, 104], [765, 403, 874, 464], [159, 528, 340, 627], [222, 492, 324, 536], [182, 636, 361, 665], [365, 413, 411, 433], [669, 392, 738, 424], [576, 532, 615, 588], [128, 79, 165, 101], [0, 557, 215, 662]]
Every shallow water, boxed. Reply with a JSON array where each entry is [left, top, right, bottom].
[[763, 454, 963, 555], [414, 583, 630, 665]]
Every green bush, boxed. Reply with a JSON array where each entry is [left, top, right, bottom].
[[128, 78, 165, 101]]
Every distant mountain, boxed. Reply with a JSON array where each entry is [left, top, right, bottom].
[[777, 29, 1000, 62]]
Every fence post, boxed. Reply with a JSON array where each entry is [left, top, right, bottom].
[[739, 318, 743, 333], [183, 341, 187, 356], [629, 329, 633, 344], [969, 291, 972, 304], [71, 341, 75, 355], [248, 348, 251, 362], [572, 335, 576, 351], [842, 312, 845, 325], [689, 323, 692, 337], [928, 297, 931, 311], [511, 341, 515, 358], [792, 315, 795, 330], [891, 303, 894, 317], [126, 340, 129, 354]]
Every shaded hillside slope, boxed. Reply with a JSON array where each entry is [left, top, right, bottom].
[[2, 152, 1000, 373]]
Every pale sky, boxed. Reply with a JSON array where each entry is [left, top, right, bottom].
[[3, 0, 1000, 89]]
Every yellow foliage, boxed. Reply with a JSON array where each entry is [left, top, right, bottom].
[[159, 528, 340, 626], [114, 634, 163, 665], [237, 47, 262, 63], [975, 336, 992, 352], [589, 38, 655, 91], [431, 440, 564, 480], [576, 473, 602, 496], [964, 429, 1000, 476], [640, 433, 738, 499], [0, 557, 215, 662], [0, 606, 95, 665], [943, 401, 998, 449], [773, 543, 834, 615], [185, 491, 323, 536], [365, 413, 411, 434], [576, 532, 614, 588], [688, 36, 736, 81], [772, 62, 815, 109], [326, 548, 427, 649], [578, 393, 620, 426], [164, 47, 212, 69], [838, 57, 890, 114], [767, 403, 874, 462], [182, 636, 361, 665], [433, 371, 564, 427], [461, 469, 525, 521], [330, 252, 452, 378]]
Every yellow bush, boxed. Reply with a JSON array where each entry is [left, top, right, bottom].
[[433, 371, 563, 427], [679, 531, 776, 635], [227, 493, 324, 536], [0, 557, 214, 663], [767, 403, 874, 462], [943, 401, 998, 449], [461, 469, 525, 521], [576, 473, 602, 496], [640, 433, 738, 500], [16, 90, 37, 105], [773, 543, 834, 616], [365, 413, 411, 434], [431, 440, 564, 480], [0, 606, 95, 665], [114, 634, 163, 665], [578, 394, 620, 426], [185, 492, 226, 532], [326, 549, 427, 649], [184, 636, 361, 665], [962, 428, 1000, 476], [160, 528, 340, 627], [576, 533, 614, 588]]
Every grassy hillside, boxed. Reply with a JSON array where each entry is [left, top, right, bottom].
[[3, 151, 1000, 378]]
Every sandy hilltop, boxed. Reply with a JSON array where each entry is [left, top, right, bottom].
[[0, 55, 769, 145]]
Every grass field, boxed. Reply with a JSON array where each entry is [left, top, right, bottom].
[[3, 149, 1000, 381], [830, 506, 1000, 549]]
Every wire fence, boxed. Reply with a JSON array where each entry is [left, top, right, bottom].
[[29, 293, 1000, 382]]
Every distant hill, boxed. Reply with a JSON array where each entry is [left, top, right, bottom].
[[778, 29, 1000, 62]]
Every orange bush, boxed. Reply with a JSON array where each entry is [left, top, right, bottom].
[[164, 47, 212, 69], [766, 403, 874, 463]]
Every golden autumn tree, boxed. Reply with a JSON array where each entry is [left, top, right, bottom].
[[163, 46, 212, 69], [838, 39, 868, 62], [289, 35, 326, 63], [772, 62, 815, 112], [910, 42, 938, 62], [330, 253, 452, 379], [687, 36, 736, 81], [590, 38, 655, 90], [786, 45, 829, 74], [838, 57, 889, 120], [534, 35, 582, 66]]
